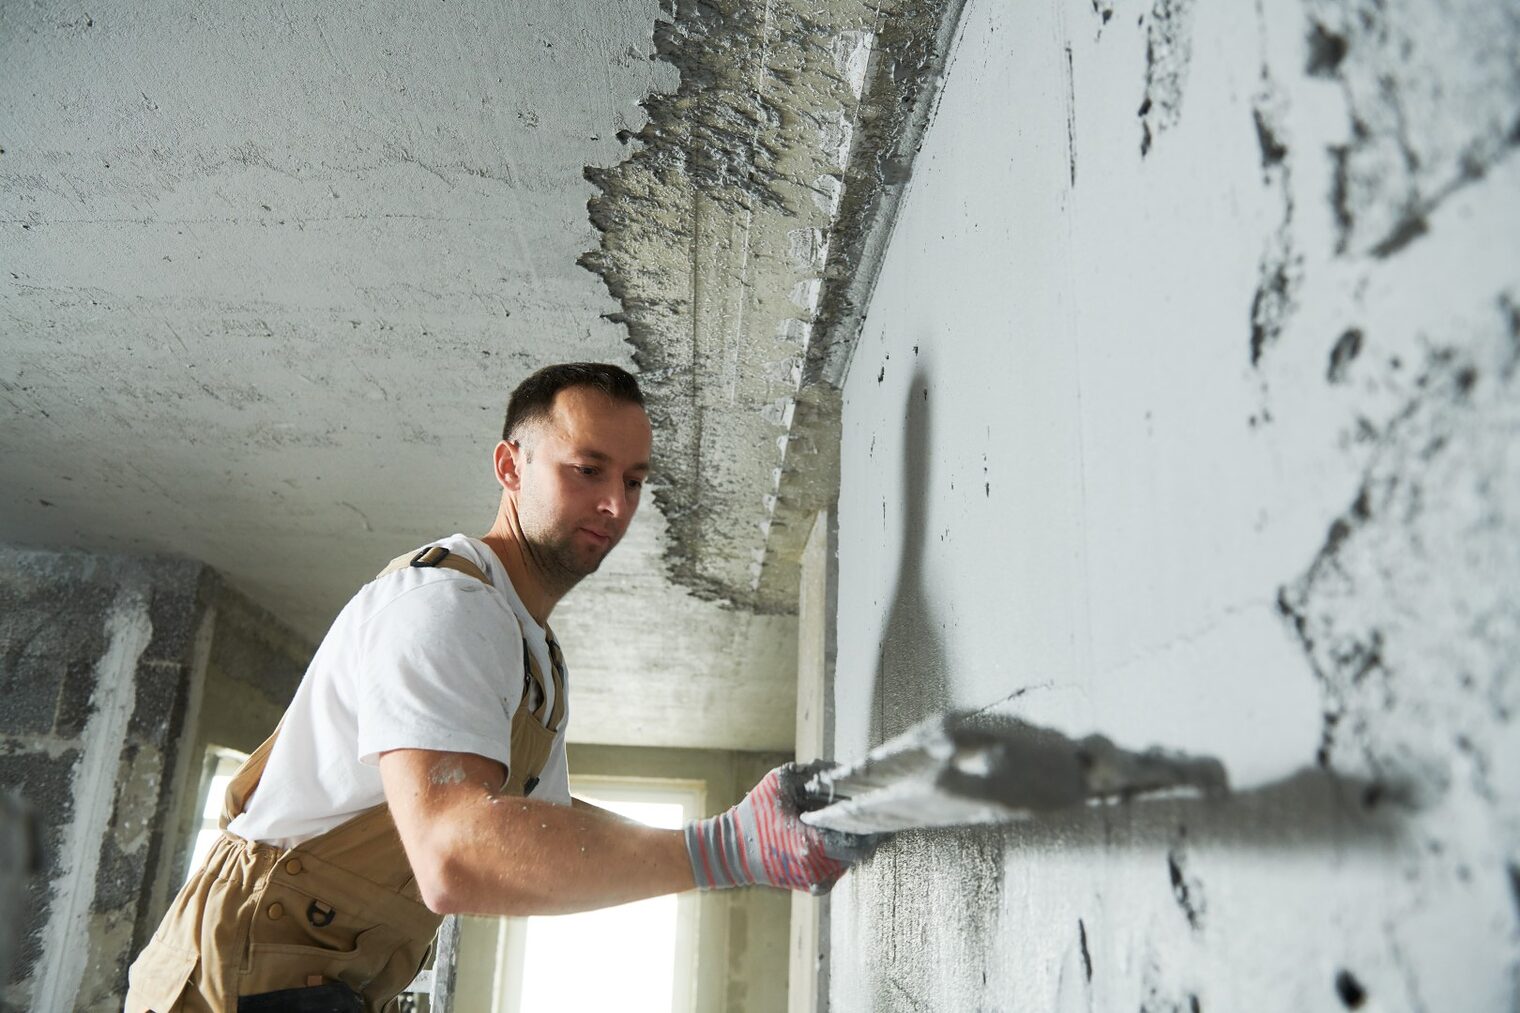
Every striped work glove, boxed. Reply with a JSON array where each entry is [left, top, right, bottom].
[[684, 761, 878, 895]]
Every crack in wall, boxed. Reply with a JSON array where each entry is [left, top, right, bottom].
[[1165, 831, 1206, 932]]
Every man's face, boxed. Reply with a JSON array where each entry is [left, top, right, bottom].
[[510, 386, 652, 584]]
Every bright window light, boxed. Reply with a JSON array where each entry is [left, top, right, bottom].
[[500, 778, 703, 1013], [184, 749, 246, 883]]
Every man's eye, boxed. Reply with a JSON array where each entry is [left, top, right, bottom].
[[577, 466, 599, 477], [627, 479, 644, 490]]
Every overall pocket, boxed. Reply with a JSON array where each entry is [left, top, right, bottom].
[[124, 944, 199, 1013]]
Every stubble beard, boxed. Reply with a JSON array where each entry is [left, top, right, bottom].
[[523, 517, 606, 598]]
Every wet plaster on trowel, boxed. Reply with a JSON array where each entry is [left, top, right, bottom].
[[822, 0, 1520, 1006], [581, 0, 968, 610]]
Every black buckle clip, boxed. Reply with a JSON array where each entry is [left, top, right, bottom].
[[523, 776, 539, 796], [307, 900, 336, 928], [410, 546, 451, 568]]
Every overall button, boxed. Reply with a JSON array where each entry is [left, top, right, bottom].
[[267, 903, 285, 920], [285, 858, 303, 875]]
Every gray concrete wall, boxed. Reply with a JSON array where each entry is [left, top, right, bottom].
[[0, 547, 310, 1012], [827, 0, 1520, 1009]]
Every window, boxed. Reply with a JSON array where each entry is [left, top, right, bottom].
[[479, 776, 704, 1013], [183, 747, 247, 883]]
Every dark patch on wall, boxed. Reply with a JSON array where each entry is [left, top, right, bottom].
[[1335, 969, 1367, 1008], [1327, 328, 1365, 382], [127, 660, 191, 743], [1166, 834, 1205, 931], [0, 654, 66, 737], [1328, 141, 1355, 255], [0, 749, 76, 990], [1247, 73, 1298, 367], [1506, 862, 1520, 922], [93, 822, 145, 913], [1305, 22, 1348, 77], [54, 659, 99, 738], [1078, 918, 1093, 981], [1065, 44, 1078, 186], [143, 585, 199, 664], [1248, 246, 1299, 366], [1368, 212, 1429, 258], [1253, 109, 1288, 168], [1, 580, 110, 738], [1137, 0, 1197, 157]]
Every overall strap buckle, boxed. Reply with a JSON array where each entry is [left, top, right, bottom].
[[410, 546, 451, 568]]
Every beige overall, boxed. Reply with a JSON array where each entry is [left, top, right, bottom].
[[125, 547, 567, 1012]]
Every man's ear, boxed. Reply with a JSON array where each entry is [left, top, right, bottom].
[[494, 439, 524, 492]]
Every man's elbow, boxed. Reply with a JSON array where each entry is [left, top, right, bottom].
[[409, 838, 539, 916], [408, 842, 462, 914]]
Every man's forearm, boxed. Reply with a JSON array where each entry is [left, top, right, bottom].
[[419, 790, 695, 916]]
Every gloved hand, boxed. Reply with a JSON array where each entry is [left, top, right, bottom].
[[684, 761, 880, 895]]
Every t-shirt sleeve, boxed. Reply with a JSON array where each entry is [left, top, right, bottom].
[[354, 578, 524, 768]]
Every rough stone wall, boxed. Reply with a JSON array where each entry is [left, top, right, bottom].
[[827, 0, 1520, 1009], [0, 548, 312, 1012], [0, 548, 206, 1012]]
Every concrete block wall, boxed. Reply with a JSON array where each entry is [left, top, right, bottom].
[[827, 0, 1520, 1009], [0, 547, 310, 1012]]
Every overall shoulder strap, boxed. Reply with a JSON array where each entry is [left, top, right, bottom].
[[222, 546, 493, 828], [376, 545, 490, 585]]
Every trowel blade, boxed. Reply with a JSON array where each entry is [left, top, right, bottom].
[[798, 711, 1229, 834]]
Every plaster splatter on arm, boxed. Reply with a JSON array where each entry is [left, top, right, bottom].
[[427, 756, 470, 787]]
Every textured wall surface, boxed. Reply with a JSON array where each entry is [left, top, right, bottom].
[[0, 548, 204, 1012], [828, 0, 1520, 1009], [0, 548, 312, 1012]]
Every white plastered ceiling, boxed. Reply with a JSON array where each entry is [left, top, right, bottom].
[[0, 1, 801, 750]]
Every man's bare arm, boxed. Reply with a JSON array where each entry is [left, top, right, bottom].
[[379, 748, 695, 916]]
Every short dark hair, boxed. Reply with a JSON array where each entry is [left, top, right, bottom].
[[502, 362, 646, 443]]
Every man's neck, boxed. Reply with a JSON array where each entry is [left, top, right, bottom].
[[480, 521, 560, 628]]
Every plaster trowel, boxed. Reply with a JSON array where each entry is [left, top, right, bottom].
[[798, 711, 1230, 834]]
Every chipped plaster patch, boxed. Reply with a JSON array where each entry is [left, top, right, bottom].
[[1278, 299, 1520, 798], [1137, 0, 1198, 157], [1306, 0, 1520, 258], [582, 0, 968, 608]]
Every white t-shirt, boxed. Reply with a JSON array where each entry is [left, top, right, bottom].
[[227, 534, 571, 850]]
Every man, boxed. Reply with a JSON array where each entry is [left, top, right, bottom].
[[125, 363, 873, 1013]]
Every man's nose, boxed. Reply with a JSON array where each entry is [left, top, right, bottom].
[[597, 479, 634, 518]]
